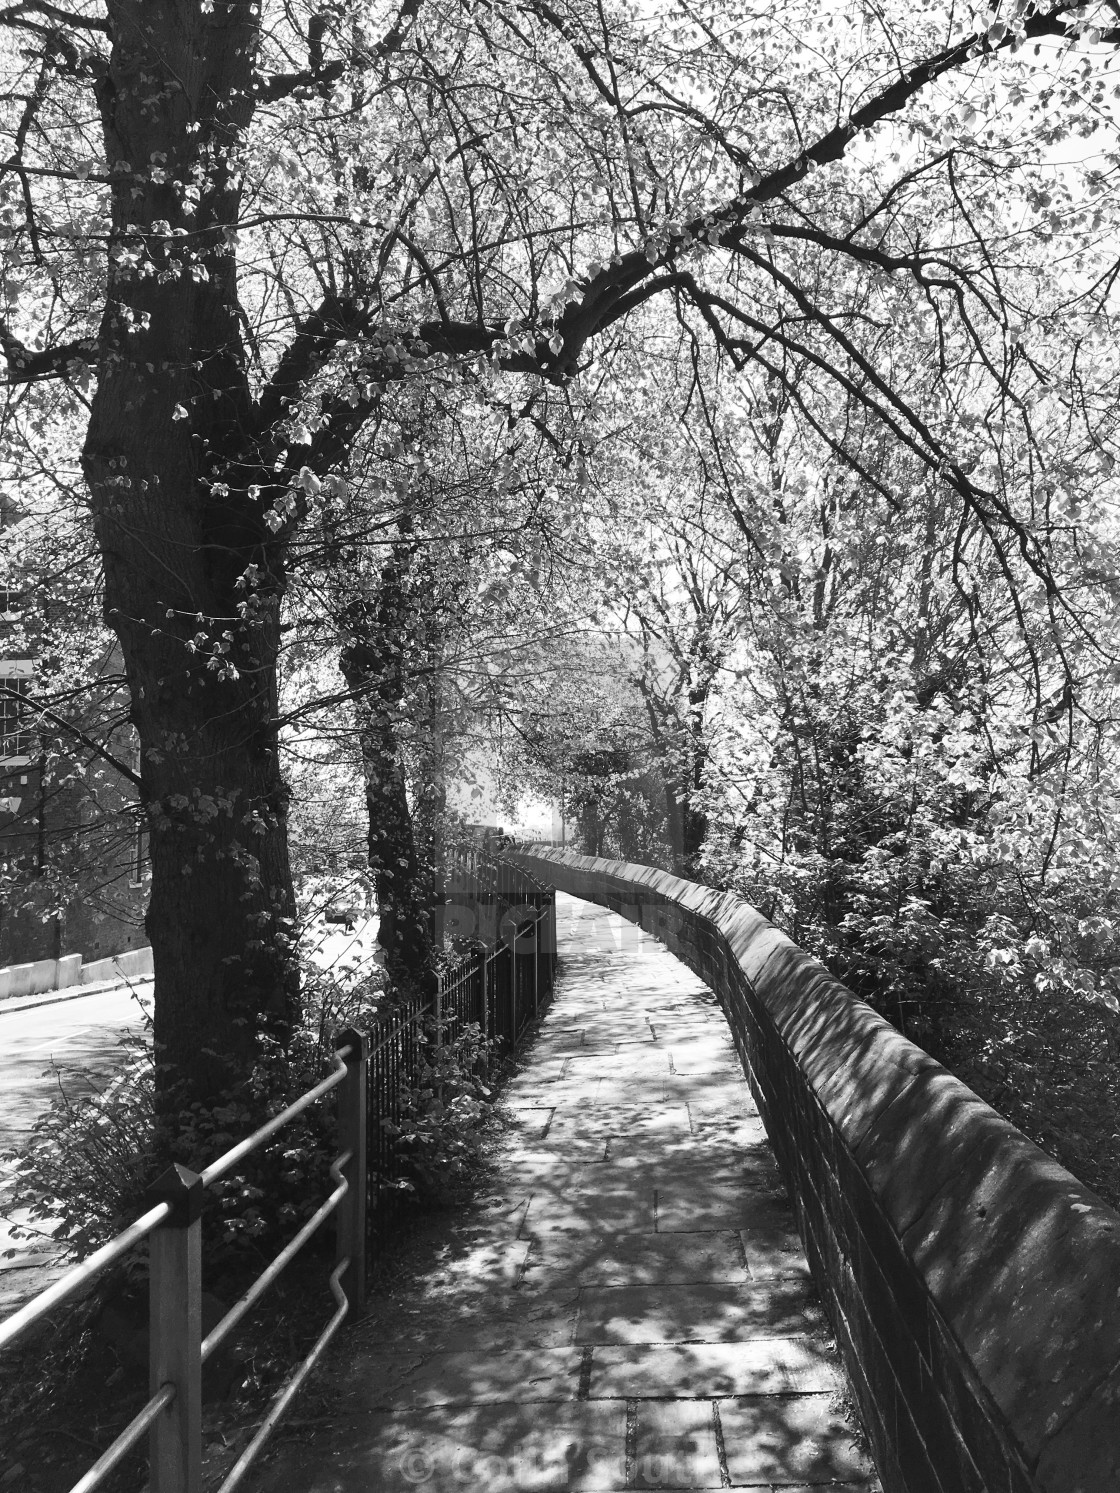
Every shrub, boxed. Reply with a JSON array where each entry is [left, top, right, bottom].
[[0, 961, 388, 1276], [384, 1019, 497, 1201]]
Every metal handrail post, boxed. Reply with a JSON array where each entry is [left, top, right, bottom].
[[148, 1163, 204, 1493], [550, 894, 557, 982], [532, 915, 540, 1018], [477, 946, 489, 1042], [334, 1027, 368, 1314]]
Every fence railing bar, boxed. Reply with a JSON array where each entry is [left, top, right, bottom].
[[200, 1158, 350, 1363], [366, 1001, 432, 1060], [0, 1200, 173, 1352], [199, 1047, 351, 1187], [213, 1258, 350, 1493], [66, 1383, 177, 1493]]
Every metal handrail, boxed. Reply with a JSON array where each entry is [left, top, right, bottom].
[[67, 1384, 176, 1493], [201, 1152, 350, 1362], [0, 1044, 355, 1355], [368, 1000, 432, 1060], [0, 1034, 369, 1493], [200, 1043, 351, 1187], [1, 875, 557, 1493], [0, 1200, 173, 1351], [215, 1256, 350, 1493]]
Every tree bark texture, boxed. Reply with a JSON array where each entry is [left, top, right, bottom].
[[82, 0, 298, 1108], [339, 536, 438, 1003]]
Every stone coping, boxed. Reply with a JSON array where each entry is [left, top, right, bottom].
[[507, 845, 1120, 1493]]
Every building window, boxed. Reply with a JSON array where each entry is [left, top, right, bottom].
[[0, 586, 21, 621], [0, 675, 33, 759], [131, 821, 150, 886]]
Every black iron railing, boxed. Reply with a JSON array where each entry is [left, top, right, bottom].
[[365, 851, 557, 1261]]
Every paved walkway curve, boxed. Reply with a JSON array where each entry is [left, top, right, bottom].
[[251, 894, 880, 1491]]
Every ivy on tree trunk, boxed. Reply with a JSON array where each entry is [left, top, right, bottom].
[[82, 0, 301, 1109]]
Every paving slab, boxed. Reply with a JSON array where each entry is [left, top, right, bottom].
[[573, 1280, 824, 1346], [526, 1190, 658, 1237], [506, 1106, 556, 1140], [739, 1227, 814, 1279], [657, 1189, 796, 1236], [586, 1340, 844, 1400], [245, 892, 878, 1492], [632, 1399, 722, 1488], [352, 1346, 586, 1410], [521, 1231, 749, 1290], [718, 1393, 876, 1484], [686, 1117, 770, 1149], [250, 1401, 629, 1492]]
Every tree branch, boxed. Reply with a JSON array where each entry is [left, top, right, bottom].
[[0, 684, 142, 790], [0, 0, 108, 32], [258, 0, 422, 103], [0, 319, 97, 384], [545, 0, 1088, 368]]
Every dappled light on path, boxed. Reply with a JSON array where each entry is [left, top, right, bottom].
[[247, 893, 879, 1491]]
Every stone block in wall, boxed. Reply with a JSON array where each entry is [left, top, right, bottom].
[[1034, 1361, 1120, 1493], [834, 1265, 923, 1493], [925, 1313, 1032, 1493], [903, 1135, 1120, 1468], [749, 944, 911, 1134], [57, 952, 82, 988], [848, 1227, 932, 1416], [80, 946, 154, 985], [838, 1177, 933, 1372], [937, 1422, 989, 1493], [856, 1070, 999, 1235], [802, 1012, 943, 1153], [891, 1391, 953, 1493], [0, 962, 35, 998], [30, 957, 58, 995], [830, 1287, 904, 1493]]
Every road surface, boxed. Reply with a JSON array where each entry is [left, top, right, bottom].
[[0, 979, 153, 1319], [0, 908, 379, 1162], [0, 915, 380, 1320], [306, 912, 381, 984], [0, 981, 152, 1155]]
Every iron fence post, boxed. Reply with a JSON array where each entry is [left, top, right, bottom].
[[550, 893, 557, 985], [532, 914, 540, 1018], [507, 943, 516, 1051], [477, 946, 489, 1043], [148, 1163, 204, 1493], [335, 1027, 369, 1314]]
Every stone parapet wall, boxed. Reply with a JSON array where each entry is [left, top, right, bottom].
[[508, 846, 1120, 1493]]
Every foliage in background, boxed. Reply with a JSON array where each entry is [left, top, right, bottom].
[[517, 315, 1120, 1212]]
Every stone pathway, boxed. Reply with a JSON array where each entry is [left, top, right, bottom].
[[250, 893, 879, 1491]]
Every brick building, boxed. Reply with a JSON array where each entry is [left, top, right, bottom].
[[0, 580, 149, 967]]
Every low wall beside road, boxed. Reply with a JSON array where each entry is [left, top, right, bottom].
[[508, 846, 1120, 1493], [0, 945, 152, 1001], [79, 946, 154, 986]]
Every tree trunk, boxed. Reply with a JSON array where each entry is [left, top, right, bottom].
[[411, 637, 448, 917], [349, 693, 437, 1002], [645, 686, 709, 880], [82, 0, 299, 1111], [338, 534, 437, 1002]]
